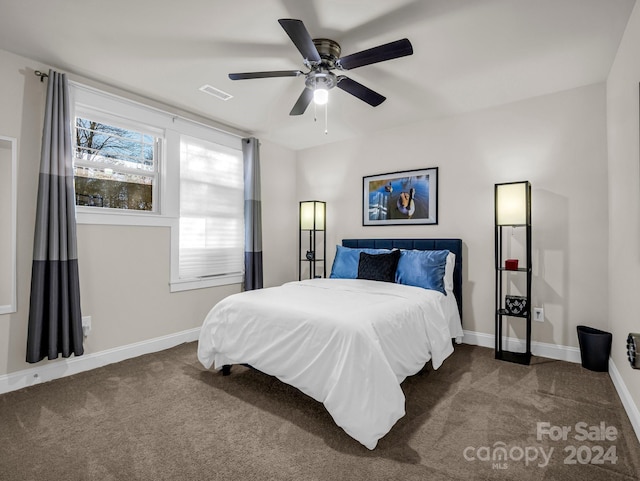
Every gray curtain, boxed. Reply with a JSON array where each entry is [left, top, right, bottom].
[[242, 137, 263, 290], [27, 69, 83, 363]]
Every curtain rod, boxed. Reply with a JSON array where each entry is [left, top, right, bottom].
[[70, 80, 248, 140], [33, 69, 249, 140]]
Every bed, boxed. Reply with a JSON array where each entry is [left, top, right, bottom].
[[197, 238, 463, 449]]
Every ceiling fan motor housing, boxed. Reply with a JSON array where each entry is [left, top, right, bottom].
[[305, 38, 342, 91], [312, 38, 341, 66]]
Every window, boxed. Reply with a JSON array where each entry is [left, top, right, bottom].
[[74, 117, 159, 212], [71, 83, 170, 226], [177, 136, 244, 282]]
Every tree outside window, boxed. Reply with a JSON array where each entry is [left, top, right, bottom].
[[73, 118, 157, 211]]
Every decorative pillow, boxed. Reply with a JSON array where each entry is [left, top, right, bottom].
[[329, 245, 391, 279], [357, 250, 402, 283], [395, 249, 449, 294]]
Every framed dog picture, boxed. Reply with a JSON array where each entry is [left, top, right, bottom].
[[362, 167, 438, 226]]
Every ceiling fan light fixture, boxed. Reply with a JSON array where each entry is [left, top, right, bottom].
[[308, 71, 334, 106], [313, 86, 329, 105]]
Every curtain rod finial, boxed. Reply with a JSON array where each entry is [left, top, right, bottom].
[[34, 70, 49, 82]]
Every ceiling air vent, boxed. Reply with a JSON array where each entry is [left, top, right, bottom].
[[199, 84, 233, 101]]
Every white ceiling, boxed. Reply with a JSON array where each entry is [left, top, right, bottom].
[[0, 0, 635, 150]]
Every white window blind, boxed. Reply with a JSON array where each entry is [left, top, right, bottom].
[[179, 135, 244, 279]]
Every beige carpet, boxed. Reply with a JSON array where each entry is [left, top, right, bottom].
[[1, 342, 639, 481]]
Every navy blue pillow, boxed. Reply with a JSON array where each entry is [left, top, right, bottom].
[[395, 249, 449, 294], [357, 250, 401, 283]]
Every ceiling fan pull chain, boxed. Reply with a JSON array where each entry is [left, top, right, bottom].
[[324, 102, 328, 135]]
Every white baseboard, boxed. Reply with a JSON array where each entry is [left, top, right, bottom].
[[462, 329, 640, 444], [608, 358, 640, 444], [0, 327, 200, 395], [461, 329, 582, 363]]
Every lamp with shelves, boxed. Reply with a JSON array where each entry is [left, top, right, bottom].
[[495, 181, 532, 365], [299, 200, 326, 280]]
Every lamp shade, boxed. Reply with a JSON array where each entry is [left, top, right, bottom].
[[300, 201, 325, 230], [495, 181, 530, 225]]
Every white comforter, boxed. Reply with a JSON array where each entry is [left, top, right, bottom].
[[197, 278, 462, 450]]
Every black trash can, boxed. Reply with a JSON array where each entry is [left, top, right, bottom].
[[577, 326, 612, 372]]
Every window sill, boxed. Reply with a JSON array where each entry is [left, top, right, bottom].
[[170, 274, 243, 292], [76, 209, 175, 227]]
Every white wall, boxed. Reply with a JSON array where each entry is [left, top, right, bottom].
[[296, 83, 609, 349], [0, 48, 297, 378], [607, 1, 640, 427], [260, 139, 298, 287]]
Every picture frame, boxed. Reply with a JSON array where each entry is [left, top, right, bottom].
[[363, 167, 438, 226]]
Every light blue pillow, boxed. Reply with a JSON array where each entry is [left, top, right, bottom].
[[329, 245, 392, 279], [395, 249, 449, 294]]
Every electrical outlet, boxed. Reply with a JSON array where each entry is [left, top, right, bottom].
[[533, 308, 544, 322], [82, 315, 92, 336]]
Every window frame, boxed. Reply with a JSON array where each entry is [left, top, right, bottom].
[[71, 83, 172, 227], [73, 109, 162, 215]]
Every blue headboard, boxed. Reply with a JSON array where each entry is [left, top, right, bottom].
[[341, 238, 463, 321]]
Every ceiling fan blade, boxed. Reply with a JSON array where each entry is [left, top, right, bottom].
[[336, 76, 386, 107], [337, 38, 413, 70], [229, 70, 303, 80], [278, 19, 321, 63], [290, 87, 313, 115]]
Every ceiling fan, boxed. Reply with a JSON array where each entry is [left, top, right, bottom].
[[229, 19, 414, 116]]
